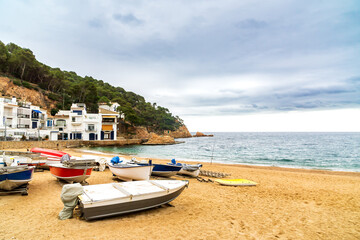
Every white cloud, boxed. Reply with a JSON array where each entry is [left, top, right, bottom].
[[184, 108, 360, 132], [0, 0, 359, 131]]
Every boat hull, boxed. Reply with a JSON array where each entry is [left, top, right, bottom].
[[152, 170, 179, 177], [30, 148, 69, 165], [49, 164, 92, 183], [0, 167, 34, 191], [79, 180, 188, 220], [140, 163, 181, 177], [24, 161, 47, 167], [178, 168, 200, 177], [1, 155, 47, 167], [108, 164, 153, 181]]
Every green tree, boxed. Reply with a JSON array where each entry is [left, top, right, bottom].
[[98, 96, 110, 105], [51, 108, 59, 116], [0, 41, 9, 72]]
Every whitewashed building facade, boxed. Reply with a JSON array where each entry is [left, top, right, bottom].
[[0, 97, 119, 141]]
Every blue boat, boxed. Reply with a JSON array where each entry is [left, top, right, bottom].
[[137, 161, 181, 177], [0, 166, 35, 191]]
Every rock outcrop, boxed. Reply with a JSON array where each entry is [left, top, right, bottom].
[[143, 132, 175, 145], [135, 126, 150, 139], [193, 132, 214, 137], [166, 125, 192, 138]]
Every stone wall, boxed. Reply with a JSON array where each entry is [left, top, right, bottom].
[[0, 139, 142, 150]]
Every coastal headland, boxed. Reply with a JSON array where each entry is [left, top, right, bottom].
[[1, 148, 359, 239]]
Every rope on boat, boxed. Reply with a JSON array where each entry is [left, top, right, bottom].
[[199, 170, 231, 178]]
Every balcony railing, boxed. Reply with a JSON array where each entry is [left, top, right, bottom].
[[17, 114, 30, 118], [4, 113, 16, 117], [17, 124, 30, 129], [86, 127, 97, 132], [102, 119, 115, 123], [102, 121, 117, 125]]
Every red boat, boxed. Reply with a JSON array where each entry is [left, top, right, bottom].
[[30, 148, 71, 165], [48, 158, 96, 183], [49, 164, 93, 183]]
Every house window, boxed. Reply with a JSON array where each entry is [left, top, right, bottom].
[[103, 118, 115, 123], [88, 124, 95, 131], [73, 110, 82, 115]]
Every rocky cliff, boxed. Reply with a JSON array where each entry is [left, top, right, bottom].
[[166, 125, 192, 138], [143, 132, 176, 145], [0, 77, 55, 110]]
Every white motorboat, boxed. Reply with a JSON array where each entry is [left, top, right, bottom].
[[108, 162, 153, 181], [168, 159, 202, 177]]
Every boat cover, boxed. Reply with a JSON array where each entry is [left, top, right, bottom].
[[59, 183, 84, 220], [60, 154, 71, 163], [111, 156, 123, 164]]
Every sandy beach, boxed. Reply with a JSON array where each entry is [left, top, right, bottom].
[[1, 148, 360, 240]]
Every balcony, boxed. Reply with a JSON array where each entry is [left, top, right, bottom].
[[4, 113, 16, 118], [86, 127, 97, 132], [17, 124, 30, 129], [55, 120, 67, 127], [18, 114, 30, 119]]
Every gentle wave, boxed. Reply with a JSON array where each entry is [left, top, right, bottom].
[[87, 132, 360, 172]]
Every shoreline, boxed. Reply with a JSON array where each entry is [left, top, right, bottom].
[[1, 148, 360, 239], [71, 147, 360, 177]]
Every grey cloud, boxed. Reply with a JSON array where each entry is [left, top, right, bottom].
[[88, 18, 103, 28], [0, 0, 359, 120], [167, 76, 360, 116], [113, 13, 143, 25], [235, 19, 267, 29]]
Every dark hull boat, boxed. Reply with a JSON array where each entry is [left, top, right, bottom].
[[136, 162, 182, 177], [0, 166, 35, 191], [78, 180, 188, 220]]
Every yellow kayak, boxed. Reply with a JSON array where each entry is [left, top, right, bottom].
[[215, 179, 257, 186]]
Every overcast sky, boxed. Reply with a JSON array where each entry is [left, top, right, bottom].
[[0, 0, 359, 132]]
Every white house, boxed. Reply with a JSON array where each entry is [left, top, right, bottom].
[[53, 103, 103, 141], [0, 96, 19, 140], [0, 97, 119, 141], [99, 107, 118, 140]]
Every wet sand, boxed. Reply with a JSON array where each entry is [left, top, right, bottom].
[[1, 148, 360, 240]]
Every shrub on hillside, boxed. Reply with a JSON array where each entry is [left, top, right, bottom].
[[48, 92, 60, 101], [21, 81, 33, 89], [12, 79, 22, 86]]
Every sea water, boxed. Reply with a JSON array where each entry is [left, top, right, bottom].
[[88, 132, 360, 172]]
